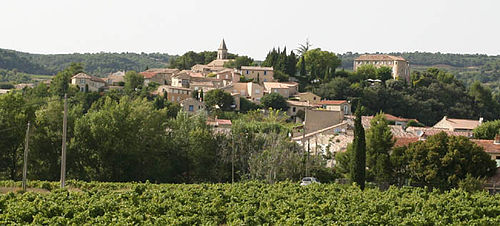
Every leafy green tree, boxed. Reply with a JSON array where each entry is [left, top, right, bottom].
[[356, 64, 377, 80], [365, 113, 394, 184], [239, 97, 261, 113], [0, 92, 34, 180], [396, 132, 496, 190], [49, 63, 83, 97], [260, 93, 289, 111], [223, 56, 254, 69], [124, 71, 144, 92], [469, 81, 500, 120], [298, 48, 341, 83], [376, 66, 393, 82], [473, 120, 500, 139], [315, 77, 353, 100], [273, 70, 290, 82], [350, 105, 366, 189], [204, 89, 234, 111]]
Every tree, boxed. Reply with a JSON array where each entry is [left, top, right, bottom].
[[260, 93, 289, 111], [273, 70, 290, 82], [204, 89, 234, 111], [473, 120, 500, 139], [0, 92, 34, 180], [298, 48, 341, 83], [350, 104, 366, 190], [356, 64, 377, 80], [376, 66, 393, 82], [124, 71, 144, 92], [49, 63, 83, 97], [223, 56, 254, 69], [315, 77, 353, 100], [296, 39, 312, 56], [395, 132, 496, 190], [192, 89, 199, 100], [239, 97, 261, 113], [365, 113, 394, 185]]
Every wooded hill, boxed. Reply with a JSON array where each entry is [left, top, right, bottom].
[[0, 48, 174, 77]]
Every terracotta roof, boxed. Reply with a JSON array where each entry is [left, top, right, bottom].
[[406, 127, 472, 137], [394, 137, 420, 147], [286, 100, 320, 107], [319, 100, 347, 105], [241, 66, 273, 71], [263, 82, 296, 89], [355, 54, 407, 61], [139, 71, 157, 79], [145, 68, 179, 74], [471, 139, 500, 154], [71, 73, 106, 83], [436, 117, 481, 130], [207, 118, 232, 126]]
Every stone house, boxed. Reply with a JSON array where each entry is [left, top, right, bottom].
[[71, 73, 106, 92], [107, 71, 125, 86], [263, 82, 299, 98], [171, 71, 191, 88], [292, 92, 321, 104], [318, 100, 351, 115], [180, 98, 206, 114], [156, 85, 192, 103], [433, 116, 482, 133], [223, 82, 264, 103], [241, 66, 274, 84], [141, 68, 180, 85], [286, 100, 320, 121], [354, 54, 410, 82]]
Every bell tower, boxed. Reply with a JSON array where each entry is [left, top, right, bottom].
[[217, 39, 228, 60]]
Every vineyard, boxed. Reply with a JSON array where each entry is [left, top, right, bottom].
[[1, 181, 500, 224]]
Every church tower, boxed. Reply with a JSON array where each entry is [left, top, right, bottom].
[[217, 39, 228, 60]]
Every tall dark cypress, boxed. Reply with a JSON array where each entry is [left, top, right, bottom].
[[299, 56, 306, 77], [350, 104, 366, 190]]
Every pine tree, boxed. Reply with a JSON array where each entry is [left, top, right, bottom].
[[350, 104, 366, 190], [199, 89, 204, 101]]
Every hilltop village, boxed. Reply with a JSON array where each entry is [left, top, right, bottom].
[[1, 40, 499, 193]]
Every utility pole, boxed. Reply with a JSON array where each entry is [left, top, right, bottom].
[[22, 122, 30, 191], [60, 94, 68, 188]]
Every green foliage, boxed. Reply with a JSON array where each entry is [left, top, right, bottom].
[[2, 181, 500, 224], [239, 97, 261, 113], [376, 66, 393, 82], [473, 120, 500, 139], [298, 48, 341, 83], [204, 89, 234, 111], [365, 113, 394, 184], [124, 71, 144, 93], [350, 105, 366, 190], [406, 120, 425, 127], [458, 174, 486, 193], [260, 93, 289, 111], [273, 70, 289, 82], [49, 63, 83, 97], [223, 56, 254, 69], [356, 64, 377, 80], [394, 132, 496, 190]]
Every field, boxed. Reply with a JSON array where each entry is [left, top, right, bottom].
[[1, 181, 500, 225]]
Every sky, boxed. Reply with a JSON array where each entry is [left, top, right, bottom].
[[0, 0, 499, 60]]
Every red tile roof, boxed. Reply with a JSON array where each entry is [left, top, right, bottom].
[[394, 137, 420, 147], [319, 100, 347, 105], [471, 139, 500, 154], [139, 71, 157, 79], [355, 54, 407, 61]]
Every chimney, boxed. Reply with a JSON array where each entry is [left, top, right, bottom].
[[479, 117, 484, 124], [443, 116, 447, 120], [494, 134, 500, 145]]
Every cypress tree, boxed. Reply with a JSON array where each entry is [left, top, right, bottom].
[[350, 104, 366, 190], [300, 56, 306, 77]]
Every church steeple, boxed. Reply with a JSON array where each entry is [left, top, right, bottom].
[[217, 39, 228, 60]]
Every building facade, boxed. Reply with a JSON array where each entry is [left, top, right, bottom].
[[354, 54, 410, 82], [71, 73, 106, 92], [241, 66, 274, 84]]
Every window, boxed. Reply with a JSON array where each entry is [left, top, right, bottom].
[[80, 79, 85, 84], [293, 107, 296, 112], [496, 156, 500, 167], [255, 89, 260, 94], [264, 71, 267, 75], [189, 105, 194, 111], [246, 70, 249, 74], [313, 97, 316, 100]]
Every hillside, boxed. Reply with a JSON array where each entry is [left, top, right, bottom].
[[339, 52, 500, 92], [0, 48, 175, 77]]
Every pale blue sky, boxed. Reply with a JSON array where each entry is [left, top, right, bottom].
[[0, 0, 499, 60]]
